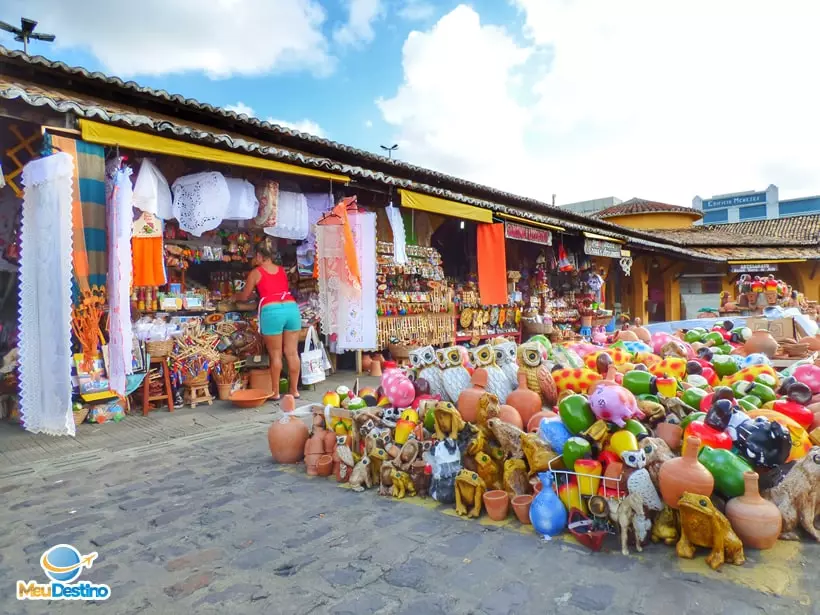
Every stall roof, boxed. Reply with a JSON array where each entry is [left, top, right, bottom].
[[650, 228, 810, 247], [0, 47, 723, 261], [692, 246, 820, 261], [700, 215, 820, 243], [596, 198, 703, 220]]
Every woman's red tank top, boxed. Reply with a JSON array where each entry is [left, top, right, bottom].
[[256, 266, 294, 307]]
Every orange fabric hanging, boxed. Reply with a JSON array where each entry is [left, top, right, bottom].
[[477, 223, 508, 305], [334, 197, 362, 291], [132, 237, 167, 286]]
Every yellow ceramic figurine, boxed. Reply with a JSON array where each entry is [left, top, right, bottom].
[[455, 469, 486, 518], [651, 505, 680, 545], [475, 451, 502, 491], [521, 433, 558, 475], [433, 401, 465, 440], [676, 492, 746, 570]]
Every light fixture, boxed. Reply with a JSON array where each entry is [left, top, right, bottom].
[[0, 18, 56, 54], [460, 220, 465, 230]]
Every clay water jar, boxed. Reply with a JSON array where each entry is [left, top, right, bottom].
[[527, 410, 558, 433], [267, 396, 309, 464], [216, 383, 232, 401], [458, 369, 488, 423], [659, 436, 714, 509], [655, 422, 684, 451], [316, 454, 333, 477], [512, 494, 533, 524], [725, 472, 782, 549], [745, 330, 779, 358], [361, 354, 373, 373], [499, 405, 524, 430], [483, 490, 510, 521], [506, 373, 543, 426], [323, 429, 338, 453]]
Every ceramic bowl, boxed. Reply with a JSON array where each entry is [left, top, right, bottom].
[[230, 389, 273, 409]]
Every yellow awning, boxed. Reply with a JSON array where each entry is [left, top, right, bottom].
[[583, 231, 625, 244], [497, 212, 565, 232], [79, 119, 349, 183], [399, 189, 492, 224]]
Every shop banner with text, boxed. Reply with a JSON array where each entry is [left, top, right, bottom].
[[504, 221, 552, 246], [584, 238, 621, 259]]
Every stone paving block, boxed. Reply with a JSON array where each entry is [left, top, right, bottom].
[[165, 548, 224, 572], [164, 571, 215, 598]]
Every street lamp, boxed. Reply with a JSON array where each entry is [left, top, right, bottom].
[[380, 144, 398, 160], [0, 18, 55, 55]]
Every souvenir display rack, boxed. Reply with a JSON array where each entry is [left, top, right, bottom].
[[453, 286, 522, 345]]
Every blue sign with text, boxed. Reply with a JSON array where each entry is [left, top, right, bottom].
[[702, 192, 766, 211]]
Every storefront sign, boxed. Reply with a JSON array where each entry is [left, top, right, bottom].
[[505, 221, 552, 246], [702, 192, 766, 211], [584, 238, 621, 259], [729, 263, 779, 273]]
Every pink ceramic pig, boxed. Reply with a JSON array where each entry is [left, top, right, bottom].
[[381, 368, 416, 408], [588, 380, 643, 428]]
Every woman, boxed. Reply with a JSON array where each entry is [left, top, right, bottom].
[[236, 243, 301, 401]]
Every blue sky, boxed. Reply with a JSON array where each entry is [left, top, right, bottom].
[[2, 1, 820, 206]]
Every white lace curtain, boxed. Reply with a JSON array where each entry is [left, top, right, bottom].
[[18, 153, 76, 436]]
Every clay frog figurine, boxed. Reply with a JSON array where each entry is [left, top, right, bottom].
[[488, 418, 525, 459], [455, 469, 486, 518], [761, 446, 820, 541], [380, 461, 416, 499], [676, 492, 746, 570], [433, 401, 466, 440]]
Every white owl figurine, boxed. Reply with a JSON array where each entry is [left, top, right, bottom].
[[493, 340, 519, 392], [437, 346, 471, 404], [622, 449, 664, 512], [409, 345, 446, 401], [470, 344, 513, 404]]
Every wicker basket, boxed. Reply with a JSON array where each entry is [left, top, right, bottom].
[[522, 320, 554, 336], [183, 373, 209, 387], [389, 343, 418, 361], [146, 339, 174, 358], [591, 314, 612, 328], [73, 408, 89, 426]]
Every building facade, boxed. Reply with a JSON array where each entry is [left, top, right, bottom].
[[693, 185, 820, 225]]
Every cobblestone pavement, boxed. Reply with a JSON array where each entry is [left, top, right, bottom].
[[1, 418, 817, 615]]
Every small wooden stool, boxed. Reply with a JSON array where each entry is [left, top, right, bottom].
[[183, 383, 213, 408], [142, 357, 175, 415]]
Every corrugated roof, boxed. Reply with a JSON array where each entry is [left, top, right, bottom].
[[596, 198, 702, 219]]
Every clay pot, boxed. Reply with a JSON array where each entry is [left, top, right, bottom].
[[317, 454, 333, 477], [304, 425, 327, 476], [506, 373, 543, 426], [725, 472, 782, 549], [527, 410, 558, 433], [512, 494, 533, 524], [745, 330, 779, 358], [458, 369, 488, 423], [483, 489, 510, 521], [369, 360, 382, 378], [659, 436, 714, 509], [216, 383, 232, 401], [499, 404, 524, 430], [361, 354, 373, 372], [323, 429, 338, 453], [655, 422, 684, 451], [267, 414, 309, 464], [250, 369, 273, 394]]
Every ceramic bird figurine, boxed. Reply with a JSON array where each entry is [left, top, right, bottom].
[[437, 346, 471, 404], [492, 339, 519, 393], [471, 344, 513, 404], [621, 449, 664, 512], [516, 342, 558, 407], [409, 345, 447, 401], [335, 435, 355, 483], [349, 457, 372, 492]]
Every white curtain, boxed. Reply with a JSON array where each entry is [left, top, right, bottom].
[[107, 166, 134, 395], [19, 152, 76, 436], [337, 212, 377, 351]]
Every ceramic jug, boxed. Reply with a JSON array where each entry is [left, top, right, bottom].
[[725, 472, 782, 549], [506, 373, 542, 427], [530, 471, 567, 538], [457, 368, 488, 423], [659, 436, 714, 509], [267, 396, 309, 464]]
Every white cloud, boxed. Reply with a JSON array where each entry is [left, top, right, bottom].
[[334, 0, 384, 47], [365, 120, 374, 128], [379, 2, 820, 206], [398, 0, 436, 21], [0, 0, 333, 78], [224, 102, 325, 137]]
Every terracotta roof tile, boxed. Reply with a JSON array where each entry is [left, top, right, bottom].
[[596, 198, 702, 219], [694, 246, 820, 260], [649, 228, 809, 247], [701, 215, 820, 242]]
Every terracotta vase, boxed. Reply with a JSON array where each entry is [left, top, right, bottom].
[[655, 422, 684, 451], [659, 436, 714, 509], [506, 373, 543, 426], [323, 429, 338, 453], [725, 472, 782, 549], [458, 369, 488, 423], [216, 383, 232, 401], [361, 354, 373, 372], [483, 489, 510, 521], [745, 330, 779, 358], [304, 424, 327, 476], [369, 360, 382, 378], [527, 410, 557, 433], [267, 415, 309, 465], [512, 494, 533, 524], [317, 454, 333, 477], [499, 404, 524, 430]]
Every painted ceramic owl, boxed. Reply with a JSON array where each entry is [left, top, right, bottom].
[[470, 344, 513, 404], [437, 346, 471, 404], [493, 340, 519, 392], [516, 342, 558, 407], [410, 345, 446, 400]]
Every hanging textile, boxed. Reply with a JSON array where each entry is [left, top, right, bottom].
[[132, 211, 166, 287], [132, 158, 173, 220], [18, 152, 76, 436], [477, 223, 508, 305], [224, 178, 259, 220], [333, 197, 361, 293], [385, 204, 408, 265], [107, 163, 134, 396], [172, 171, 230, 236], [50, 135, 90, 294], [296, 192, 332, 276], [253, 180, 279, 227], [264, 190, 309, 240], [376, 207, 392, 243], [76, 141, 107, 289], [316, 223, 343, 338], [337, 211, 377, 351]]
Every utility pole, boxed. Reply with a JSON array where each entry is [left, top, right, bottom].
[[380, 144, 398, 160], [0, 18, 55, 55]]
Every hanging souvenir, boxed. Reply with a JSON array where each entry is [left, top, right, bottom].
[[558, 243, 574, 273]]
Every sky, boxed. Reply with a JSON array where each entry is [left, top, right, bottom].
[[2, 0, 820, 207]]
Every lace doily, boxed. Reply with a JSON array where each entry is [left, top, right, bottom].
[[317, 224, 343, 338], [19, 152, 75, 436], [171, 172, 229, 236], [337, 212, 377, 351], [253, 180, 279, 227], [224, 178, 259, 221], [385, 204, 408, 265], [132, 158, 173, 219], [107, 166, 134, 395], [264, 190, 308, 240]]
